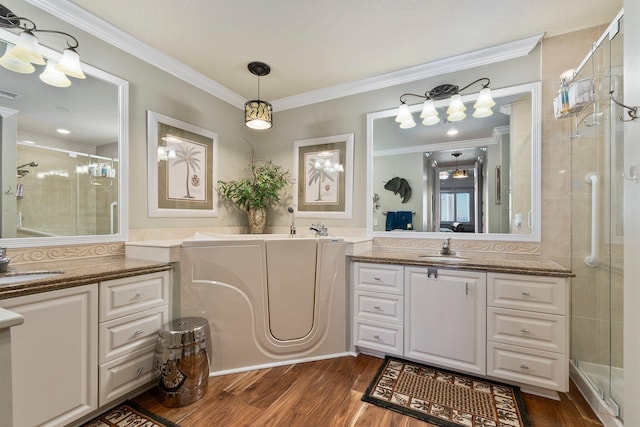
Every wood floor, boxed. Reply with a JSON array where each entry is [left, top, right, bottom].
[[133, 354, 604, 427]]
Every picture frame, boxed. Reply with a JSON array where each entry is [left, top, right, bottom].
[[147, 110, 218, 217], [293, 133, 354, 219]]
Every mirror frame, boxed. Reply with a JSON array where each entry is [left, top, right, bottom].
[[366, 81, 541, 242], [0, 28, 129, 248]]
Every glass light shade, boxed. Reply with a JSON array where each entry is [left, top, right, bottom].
[[472, 107, 494, 118], [453, 168, 469, 179], [419, 99, 438, 119], [55, 48, 86, 79], [39, 60, 71, 87], [395, 103, 413, 123], [9, 31, 45, 65], [446, 94, 467, 115], [447, 110, 467, 122], [422, 115, 440, 126], [473, 88, 496, 109], [399, 116, 416, 129], [245, 100, 273, 129], [0, 45, 35, 73]]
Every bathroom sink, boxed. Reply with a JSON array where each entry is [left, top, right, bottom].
[[0, 271, 64, 285], [418, 255, 468, 262]]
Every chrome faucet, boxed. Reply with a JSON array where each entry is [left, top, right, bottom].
[[0, 247, 10, 273], [310, 221, 328, 237], [440, 238, 453, 256], [287, 207, 296, 236]]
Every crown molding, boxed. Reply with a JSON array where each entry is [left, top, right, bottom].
[[26, 0, 246, 109], [272, 34, 543, 111], [26, 1, 542, 112]]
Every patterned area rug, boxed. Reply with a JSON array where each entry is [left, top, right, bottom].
[[362, 356, 532, 427], [81, 400, 180, 427]]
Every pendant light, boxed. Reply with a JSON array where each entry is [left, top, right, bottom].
[[244, 61, 273, 130], [451, 152, 469, 179]]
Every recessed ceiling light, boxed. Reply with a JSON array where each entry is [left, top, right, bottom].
[[57, 128, 71, 134], [20, 140, 36, 144], [447, 128, 459, 136]]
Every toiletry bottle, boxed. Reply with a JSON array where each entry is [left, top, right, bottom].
[[559, 79, 570, 113]]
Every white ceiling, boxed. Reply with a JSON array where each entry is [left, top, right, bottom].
[[68, 0, 622, 104]]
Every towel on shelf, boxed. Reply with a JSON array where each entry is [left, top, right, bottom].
[[385, 211, 413, 231]]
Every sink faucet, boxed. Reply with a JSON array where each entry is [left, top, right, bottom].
[[440, 238, 454, 256], [287, 206, 296, 236], [0, 247, 10, 273], [310, 221, 328, 237]]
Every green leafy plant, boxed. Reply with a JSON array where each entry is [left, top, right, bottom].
[[217, 157, 292, 211]]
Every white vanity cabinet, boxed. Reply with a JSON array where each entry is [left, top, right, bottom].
[[352, 262, 404, 355], [404, 266, 487, 376], [0, 284, 98, 427], [98, 271, 169, 405], [486, 272, 570, 392]]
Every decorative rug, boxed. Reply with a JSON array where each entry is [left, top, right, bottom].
[[362, 356, 532, 427], [81, 400, 180, 427]]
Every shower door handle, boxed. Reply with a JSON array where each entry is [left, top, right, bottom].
[[584, 172, 600, 267]]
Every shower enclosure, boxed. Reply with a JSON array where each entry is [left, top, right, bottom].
[[569, 12, 624, 425]]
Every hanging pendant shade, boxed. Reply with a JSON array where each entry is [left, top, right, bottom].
[[39, 59, 71, 87], [0, 44, 35, 73], [55, 48, 85, 79], [8, 31, 45, 65], [244, 61, 273, 130]]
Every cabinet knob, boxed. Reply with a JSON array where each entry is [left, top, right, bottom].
[[136, 367, 144, 377], [373, 306, 382, 310], [521, 292, 531, 297], [373, 335, 380, 340], [134, 291, 144, 299], [133, 330, 145, 337], [373, 277, 381, 281], [521, 328, 531, 334], [520, 364, 529, 370]]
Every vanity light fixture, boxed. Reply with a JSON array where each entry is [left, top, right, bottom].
[[244, 61, 273, 130], [0, 4, 85, 87], [395, 78, 495, 129]]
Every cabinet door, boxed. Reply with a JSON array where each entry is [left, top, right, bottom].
[[0, 284, 98, 427], [405, 267, 486, 376]]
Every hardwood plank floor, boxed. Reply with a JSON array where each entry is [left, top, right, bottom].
[[132, 354, 603, 427]]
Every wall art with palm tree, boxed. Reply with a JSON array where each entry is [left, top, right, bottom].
[[147, 111, 218, 217], [293, 134, 354, 219]]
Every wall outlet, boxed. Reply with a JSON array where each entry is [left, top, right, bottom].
[[373, 218, 378, 226]]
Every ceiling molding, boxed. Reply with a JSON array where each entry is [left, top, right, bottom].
[[272, 34, 544, 112], [26, 1, 542, 113], [25, 0, 246, 109]]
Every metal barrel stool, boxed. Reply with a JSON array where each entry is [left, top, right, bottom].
[[155, 317, 211, 407]]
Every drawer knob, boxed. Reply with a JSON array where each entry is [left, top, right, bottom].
[[373, 277, 382, 281], [521, 328, 531, 334], [373, 335, 381, 340], [136, 367, 144, 377], [520, 364, 529, 370], [373, 306, 382, 310], [133, 330, 145, 337], [521, 292, 531, 297], [134, 291, 144, 299]]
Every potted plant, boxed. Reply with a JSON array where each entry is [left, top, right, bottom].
[[217, 155, 292, 234]]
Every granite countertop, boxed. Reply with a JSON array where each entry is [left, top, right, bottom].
[[350, 250, 573, 277], [0, 256, 173, 300]]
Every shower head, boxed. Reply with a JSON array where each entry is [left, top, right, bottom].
[[17, 162, 38, 168]]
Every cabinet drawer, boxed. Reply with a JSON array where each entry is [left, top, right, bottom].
[[354, 290, 403, 325], [487, 273, 567, 315], [99, 345, 157, 405], [354, 263, 403, 294], [488, 307, 566, 353], [100, 271, 169, 321], [99, 305, 168, 364], [487, 342, 568, 392], [354, 319, 403, 355]]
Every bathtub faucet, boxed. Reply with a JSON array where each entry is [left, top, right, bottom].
[[310, 222, 328, 237]]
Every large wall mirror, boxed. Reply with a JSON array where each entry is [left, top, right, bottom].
[[366, 82, 541, 242], [0, 27, 128, 248]]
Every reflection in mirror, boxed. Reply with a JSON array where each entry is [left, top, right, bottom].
[[368, 82, 540, 241], [0, 31, 128, 247]]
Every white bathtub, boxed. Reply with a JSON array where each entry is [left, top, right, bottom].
[[180, 233, 348, 374]]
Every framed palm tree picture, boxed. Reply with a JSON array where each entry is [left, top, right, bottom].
[[147, 111, 218, 217], [293, 134, 354, 219]]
